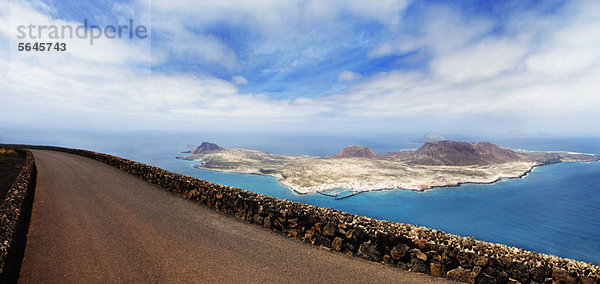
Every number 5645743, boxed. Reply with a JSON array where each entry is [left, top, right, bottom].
[[17, 42, 66, 51]]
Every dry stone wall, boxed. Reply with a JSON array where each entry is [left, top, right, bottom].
[[11, 145, 600, 284], [0, 149, 36, 282]]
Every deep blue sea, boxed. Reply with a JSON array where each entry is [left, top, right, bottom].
[[2, 129, 599, 264]]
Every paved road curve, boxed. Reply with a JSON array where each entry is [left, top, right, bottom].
[[20, 150, 452, 283]]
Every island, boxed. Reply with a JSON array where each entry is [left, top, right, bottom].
[[178, 141, 599, 195]]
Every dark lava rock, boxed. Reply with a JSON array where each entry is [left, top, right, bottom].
[[263, 216, 272, 229], [552, 268, 577, 284], [447, 267, 476, 284], [332, 237, 343, 251], [314, 233, 332, 248], [323, 222, 337, 237], [409, 257, 430, 274], [530, 266, 551, 283], [383, 254, 394, 265], [397, 262, 409, 271], [390, 243, 410, 260], [476, 272, 497, 284], [430, 261, 445, 277], [488, 258, 504, 270], [411, 248, 427, 262], [357, 240, 381, 262], [413, 238, 430, 250], [580, 277, 598, 284], [507, 262, 529, 283], [496, 271, 508, 284], [457, 251, 475, 268], [253, 214, 263, 225]]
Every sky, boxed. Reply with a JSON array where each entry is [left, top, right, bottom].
[[1, 0, 599, 138]]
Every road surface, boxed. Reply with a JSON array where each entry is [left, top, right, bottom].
[[19, 150, 451, 283]]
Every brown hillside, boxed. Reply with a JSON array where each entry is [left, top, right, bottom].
[[409, 141, 521, 166], [332, 146, 377, 159], [193, 142, 222, 154]]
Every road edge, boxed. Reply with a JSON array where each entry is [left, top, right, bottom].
[[0, 149, 36, 282]]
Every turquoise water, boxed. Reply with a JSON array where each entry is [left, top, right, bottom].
[[2, 129, 599, 264]]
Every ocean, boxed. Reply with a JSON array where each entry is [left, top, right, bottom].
[[2, 129, 599, 264]]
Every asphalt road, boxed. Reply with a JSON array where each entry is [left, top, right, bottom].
[[19, 150, 451, 283]]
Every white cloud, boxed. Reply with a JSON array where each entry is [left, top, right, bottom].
[[142, 0, 414, 74], [231, 75, 248, 85], [150, 0, 411, 30], [431, 38, 528, 83], [152, 25, 237, 70], [2, 0, 600, 135], [0, 15, 325, 130], [525, 9, 600, 75], [337, 71, 360, 82], [368, 5, 494, 58], [344, 0, 411, 27]]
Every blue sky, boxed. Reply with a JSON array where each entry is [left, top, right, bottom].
[[1, 0, 599, 137]]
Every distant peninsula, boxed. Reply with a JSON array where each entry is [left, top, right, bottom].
[[178, 141, 599, 194]]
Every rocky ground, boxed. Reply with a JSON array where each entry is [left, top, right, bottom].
[[0, 148, 25, 200], [179, 141, 599, 194]]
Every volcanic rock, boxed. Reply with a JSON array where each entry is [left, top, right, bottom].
[[391, 243, 410, 260], [332, 146, 377, 159], [410, 141, 521, 166], [447, 267, 476, 283], [192, 142, 222, 154], [357, 240, 382, 261], [332, 237, 344, 251], [552, 268, 577, 284]]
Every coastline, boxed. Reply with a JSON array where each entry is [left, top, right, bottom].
[[177, 141, 600, 198], [310, 160, 600, 199], [181, 146, 599, 198], [417, 162, 538, 193], [191, 162, 543, 197]]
